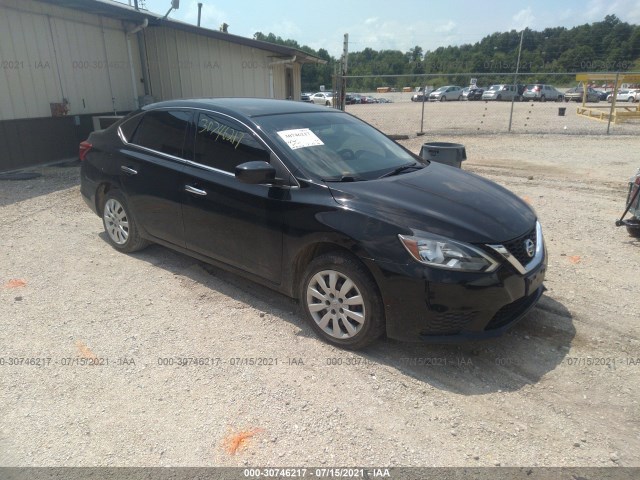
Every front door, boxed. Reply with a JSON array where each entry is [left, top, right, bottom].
[[180, 112, 285, 283]]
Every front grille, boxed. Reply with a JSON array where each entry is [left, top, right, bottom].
[[485, 292, 540, 331], [502, 226, 537, 267], [422, 311, 478, 335]]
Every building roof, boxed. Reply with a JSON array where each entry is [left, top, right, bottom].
[[36, 0, 326, 65]]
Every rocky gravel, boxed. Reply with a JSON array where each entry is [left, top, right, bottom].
[[1, 109, 639, 469]]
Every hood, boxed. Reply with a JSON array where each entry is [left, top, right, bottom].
[[327, 162, 536, 244]]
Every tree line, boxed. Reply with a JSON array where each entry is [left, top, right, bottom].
[[254, 15, 640, 92]]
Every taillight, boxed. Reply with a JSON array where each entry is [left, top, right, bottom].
[[79, 141, 92, 161]]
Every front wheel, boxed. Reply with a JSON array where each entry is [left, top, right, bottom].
[[440, 96, 446, 102], [540, 95, 546, 103], [102, 190, 149, 253], [300, 252, 385, 349]]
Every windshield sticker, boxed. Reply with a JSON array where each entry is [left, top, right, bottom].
[[277, 129, 324, 150]]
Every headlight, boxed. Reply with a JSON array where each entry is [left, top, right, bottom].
[[398, 233, 499, 273]]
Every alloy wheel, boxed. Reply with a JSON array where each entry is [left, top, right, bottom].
[[103, 198, 129, 245], [306, 269, 366, 339]]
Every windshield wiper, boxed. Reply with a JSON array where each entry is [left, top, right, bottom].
[[378, 162, 423, 179], [323, 175, 365, 182]]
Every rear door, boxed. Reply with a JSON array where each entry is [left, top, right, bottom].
[[118, 109, 191, 247], [180, 111, 286, 283]]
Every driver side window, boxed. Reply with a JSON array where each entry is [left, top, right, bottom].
[[194, 113, 269, 173]]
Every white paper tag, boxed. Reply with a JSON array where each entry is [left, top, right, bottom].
[[277, 128, 324, 150]]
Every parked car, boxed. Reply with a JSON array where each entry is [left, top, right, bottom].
[[428, 86, 464, 101], [311, 92, 334, 106], [377, 98, 393, 103], [466, 88, 484, 101], [300, 92, 312, 103], [79, 98, 546, 349], [607, 89, 639, 103], [349, 93, 363, 104], [564, 86, 600, 103], [522, 84, 564, 102], [482, 84, 519, 101], [360, 95, 377, 104], [411, 92, 429, 102]]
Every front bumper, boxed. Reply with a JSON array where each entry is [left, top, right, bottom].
[[364, 247, 547, 343]]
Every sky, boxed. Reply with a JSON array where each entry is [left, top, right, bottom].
[[132, 0, 640, 57]]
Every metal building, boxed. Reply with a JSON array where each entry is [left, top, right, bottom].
[[0, 0, 324, 172]]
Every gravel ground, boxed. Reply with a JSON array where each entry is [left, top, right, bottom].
[[348, 97, 640, 136], [1, 110, 639, 469]]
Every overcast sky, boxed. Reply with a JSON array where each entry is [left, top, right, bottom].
[[135, 0, 640, 57]]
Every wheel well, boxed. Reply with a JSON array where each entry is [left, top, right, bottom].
[[95, 182, 114, 216], [292, 243, 375, 298]]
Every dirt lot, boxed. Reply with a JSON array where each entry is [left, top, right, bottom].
[[1, 107, 639, 470], [348, 96, 640, 136]]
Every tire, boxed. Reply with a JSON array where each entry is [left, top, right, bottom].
[[540, 95, 546, 103], [325, 101, 330, 106], [440, 96, 446, 102], [628, 97, 634, 103], [457, 95, 463, 101], [102, 190, 149, 253], [300, 252, 385, 350], [626, 218, 640, 238], [496, 94, 502, 101]]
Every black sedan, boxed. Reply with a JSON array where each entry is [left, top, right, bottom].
[[466, 88, 484, 100], [80, 98, 546, 349]]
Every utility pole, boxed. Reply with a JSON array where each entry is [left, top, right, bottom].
[[508, 29, 525, 132], [340, 33, 348, 110]]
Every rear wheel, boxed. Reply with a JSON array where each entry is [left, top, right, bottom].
[[300, 252, 385, 350], [540, 95, 546, 103], [102, 190, 149, 253], [457, 95, 463, 101], [628, 97, 634, 103]]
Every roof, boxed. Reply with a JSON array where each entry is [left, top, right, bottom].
[[142, 98, 339, 118], [36, 0, 326, 65]]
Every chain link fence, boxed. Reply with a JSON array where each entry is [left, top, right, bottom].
[[335, 73, 640, 136]]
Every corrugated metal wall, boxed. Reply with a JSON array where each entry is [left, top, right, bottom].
[[0, 0, 308, 171], [0, 0, 142, 121], [143, 26, 296, 101]]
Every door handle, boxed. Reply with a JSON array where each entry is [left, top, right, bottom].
[[185, 185, 207, 196], [120, 166, 138, 175]]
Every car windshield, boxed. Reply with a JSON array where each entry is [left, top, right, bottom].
[[434, 86, 447, 92], [489, 85, 500, 91], [254, 111, 421, 181]]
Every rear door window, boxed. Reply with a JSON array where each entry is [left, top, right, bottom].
[[131, 110, 191, 158]]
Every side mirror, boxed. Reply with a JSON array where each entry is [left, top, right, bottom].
[[235, 161, 276, 185]]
